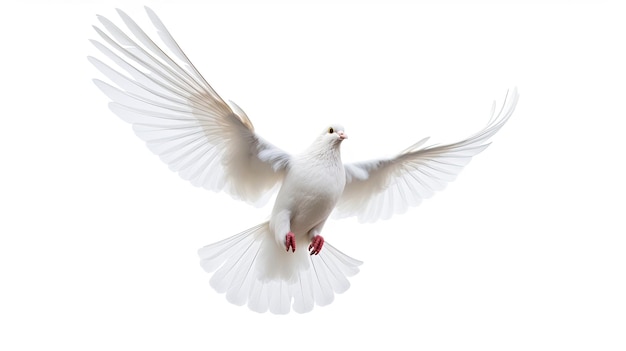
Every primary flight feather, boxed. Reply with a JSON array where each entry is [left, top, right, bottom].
[[89, 7, 519, 314]]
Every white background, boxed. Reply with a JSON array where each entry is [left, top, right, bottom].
[[2, 1, 625, 350]]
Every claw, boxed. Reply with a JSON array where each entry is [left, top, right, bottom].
[[308, 235, 324, 255], [285, 232, 296, 252]]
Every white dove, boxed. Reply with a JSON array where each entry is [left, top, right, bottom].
[[89, 8, 519, 314]]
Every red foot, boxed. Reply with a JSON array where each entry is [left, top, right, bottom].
[[285, 232, 296, 252], [308, 235, 324, 255]]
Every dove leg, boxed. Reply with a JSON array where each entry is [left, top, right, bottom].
[[307, 222, 326, 255], [285, 232, 296, 252], [308, 235, 324, 255], [270, 210, 295, 252]]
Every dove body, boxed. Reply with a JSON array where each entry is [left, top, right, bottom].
[[270, 126, 347, 250]]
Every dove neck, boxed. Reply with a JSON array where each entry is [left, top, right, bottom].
[[303, 142, 342, 165]]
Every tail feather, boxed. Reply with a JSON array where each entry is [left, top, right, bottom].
[[292, 269, 315, 313], [269, 280, 291, 315], [247, 278, 269, 313], [310, 258, 335, 307], [198, 223, 264, 273], [314, 248, 351, 294], [198, 221, 362, 314], [224, 240, 262, 306]]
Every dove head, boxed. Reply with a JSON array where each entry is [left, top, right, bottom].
[[307, 124, 347, 155], [320, 124, 348, 146]]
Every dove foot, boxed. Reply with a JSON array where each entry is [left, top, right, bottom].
[[308, 235, 324, 255], [285, 232, 296, 252]]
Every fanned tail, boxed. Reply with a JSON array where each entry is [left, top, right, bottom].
[[198, 222, 362, 314]]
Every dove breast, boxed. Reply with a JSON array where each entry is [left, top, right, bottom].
[[270, 151, 346, 239]]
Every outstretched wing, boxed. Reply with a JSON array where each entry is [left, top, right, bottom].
[[89, 8, 290, 206], [336, 89, 519, 222]]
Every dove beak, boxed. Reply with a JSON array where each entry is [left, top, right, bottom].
[[338, 131, 348, 140]]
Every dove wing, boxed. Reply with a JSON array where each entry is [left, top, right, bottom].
[[337, 89, 519, 222], [89, 8, 290, 206]]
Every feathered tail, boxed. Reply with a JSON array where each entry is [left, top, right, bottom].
[[198, 222, 362, 314]]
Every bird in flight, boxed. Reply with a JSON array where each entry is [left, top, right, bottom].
[[89, 7, 518, 314]]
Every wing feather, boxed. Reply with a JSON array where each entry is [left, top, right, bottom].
[[90, 8, 290, 205], [337, 89, 519, 222]]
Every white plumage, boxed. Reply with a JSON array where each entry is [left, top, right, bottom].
[[90, 8, 519, 314]]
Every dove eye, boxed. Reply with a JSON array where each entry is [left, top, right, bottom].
[[328, 127, 334, 134]]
